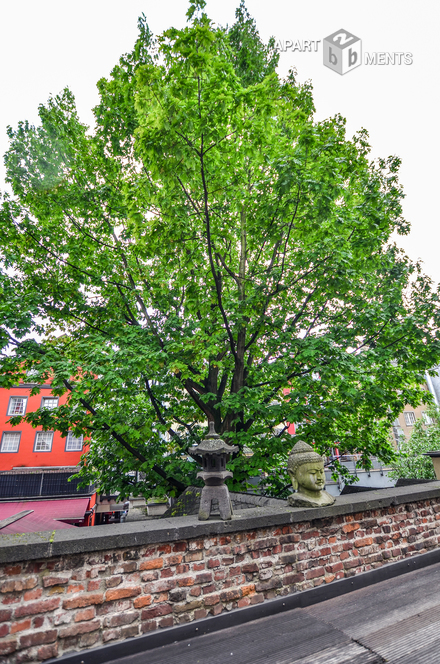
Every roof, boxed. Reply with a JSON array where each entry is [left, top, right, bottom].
[[0, 497, 90, 534], [189, 422, 239, 456]]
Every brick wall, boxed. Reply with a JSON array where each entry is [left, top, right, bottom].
[[1, 494, 440, 663]]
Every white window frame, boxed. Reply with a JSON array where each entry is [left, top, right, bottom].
[[1, 432, 21, 453], [7, 397, 27, 416], [34, 431, 54, 452], [41, 397, 59, 410], [422, 411, 433, 425], [65, 432, 84, 452], [404, 411, 416, 426]]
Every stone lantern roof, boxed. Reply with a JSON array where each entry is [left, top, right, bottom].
[[189, 422, 238, 456]]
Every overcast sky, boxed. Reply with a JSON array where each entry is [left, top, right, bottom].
[[1, 1, 438, 282]]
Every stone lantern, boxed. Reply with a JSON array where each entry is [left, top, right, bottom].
[[189, 422, 238, 521]]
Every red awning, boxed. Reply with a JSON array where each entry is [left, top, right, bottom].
[[0, 497, 90, 534]]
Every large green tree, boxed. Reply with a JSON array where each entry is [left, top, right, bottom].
[[1, 2, 440, 497]]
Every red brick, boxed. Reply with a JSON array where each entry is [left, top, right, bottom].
[[20, 629, 57, 648], [11, 620, 31, 634], [1, 577, 38, 593], [344, 557, 362, 570], [140, 571, 159, 582], [157, 545, 172, 554], [37, 643, 58, 661], [195, 572, 213, 584], [150, 579, 176, 593], [140, 559, 163, 571], [177, 577, 195, 587], [60, 620, 101, 638], [173, 599, 202, 614], [204, 593, 219, 606], [326, 562, 343, 574], [5, 566, 22, 576], [3, 597, 23, 607], [255, 577, 282, 592], [242, 563, 258, 573], [220, 588, 241, 602], [103, 627, 121, 642], [88, 580, 102, 591], [241, 584, 255, 597], [173, 542, 188, 552], [342, 523, 360, 533], [165, 555, 183, 566], [62, 593, 104, 610], [304, 567, 325, 581], [106, 575, 122, 588], [141, 604, 172, 620], [67, 584, 85, 593], [0, 638, 17, 655], [74, 607, 95, 622], [194, 608, 209, 620], [15, 598, 61, 618], [0, 609, 12, 622], [121, 624, 140, 638], [160, 568, 174, 578], [355, 537, 373, 548], [141, 620, 157, 633], [207, 559, 220, 568], [0, 623, 9, 637], [134, 595, 152, 609], [238, 597, 251, 608], [185, 551, 203, 563], [105, 587, 141, 601], [80, 632, 100, 648], [23, 588, 43, 602], [42, 576, 69, 588], [249, 593, 264, 605], [33, 616, 44, 628], [104, 611, 138, 628]]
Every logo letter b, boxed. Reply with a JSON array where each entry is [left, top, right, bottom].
[[329, 47, 337, 65], [348, 48, 357, 66]]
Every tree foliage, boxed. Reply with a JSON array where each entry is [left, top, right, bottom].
[[1, 4, 440, 498], [389, 407, 439, 481]]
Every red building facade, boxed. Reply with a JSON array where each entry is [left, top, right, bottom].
[[0, 383, 84, 471]]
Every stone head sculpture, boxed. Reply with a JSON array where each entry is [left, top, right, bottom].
[[287, 440, 335, 508]]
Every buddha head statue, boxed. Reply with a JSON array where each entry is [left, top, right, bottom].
[[287, 440, 326, 497]]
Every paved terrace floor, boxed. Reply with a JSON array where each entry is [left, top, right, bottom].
[[109, 560, 440, 664]]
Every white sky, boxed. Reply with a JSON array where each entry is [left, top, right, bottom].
[[1, 1, 439, 282]]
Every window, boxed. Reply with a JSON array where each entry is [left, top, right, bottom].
[[34, 431, 53, 452], [422, 412, 434, 425], [7, 397, 27, 416], [404, 411, 416, 426], [41, 397, 58, 410], [1, 432, 21, 452], [65, 432, 84, 451]]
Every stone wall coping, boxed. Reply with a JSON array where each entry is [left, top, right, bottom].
[[1, 482, 440, 564]]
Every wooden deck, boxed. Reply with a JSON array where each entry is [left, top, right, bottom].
[[109, 561, 440, 663]]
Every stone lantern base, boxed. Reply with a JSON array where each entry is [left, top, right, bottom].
[[198, 484, 233, 520], [197, 470, 233, 521]]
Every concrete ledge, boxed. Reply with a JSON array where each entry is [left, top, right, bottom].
[[1, 482, 440, 564]]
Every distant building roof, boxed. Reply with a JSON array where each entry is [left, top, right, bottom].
[[0, 497, 90, 534]]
